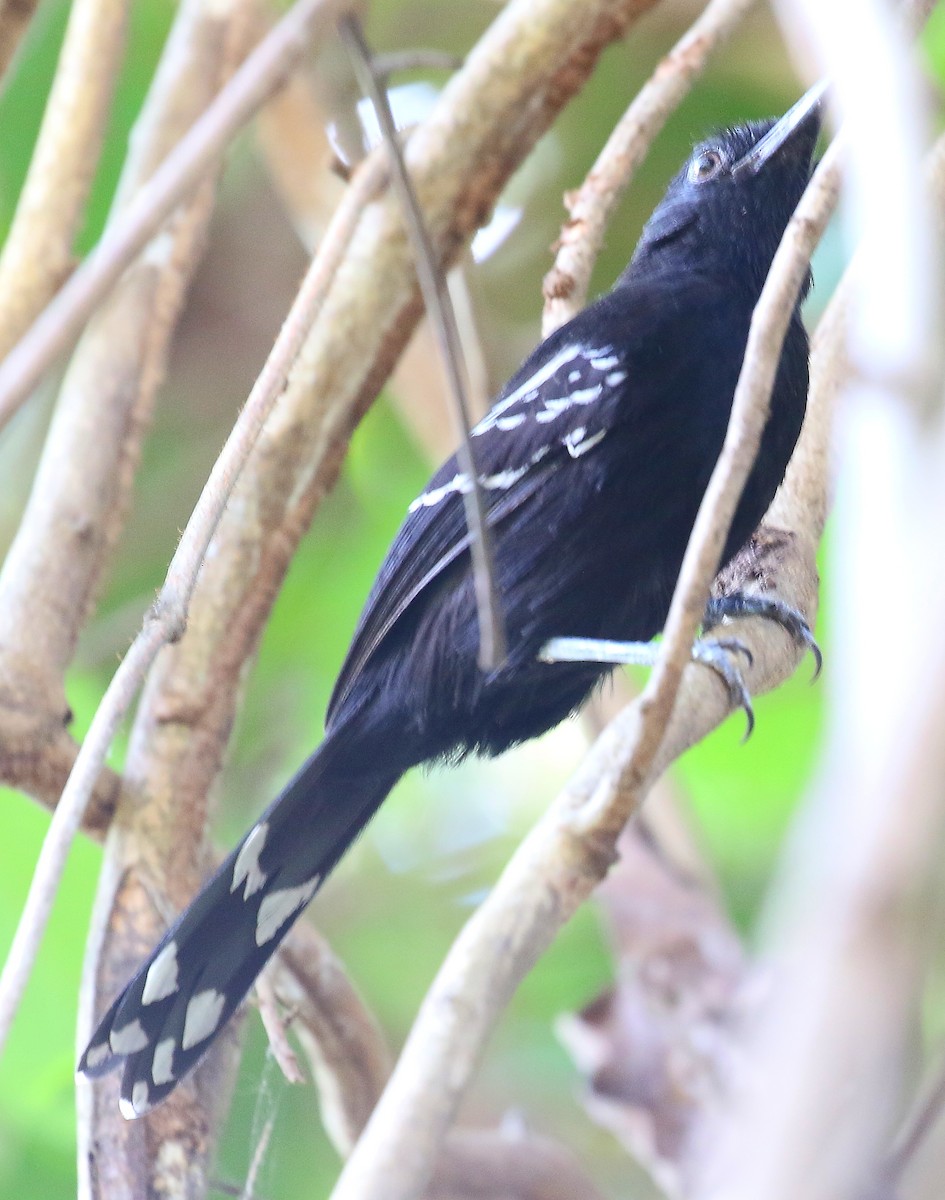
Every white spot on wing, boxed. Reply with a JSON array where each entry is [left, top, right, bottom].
[[480, 465, 529, 491], [110, 1018, 149, 1055], [589, 352, 619, 370], [142, 941, 180, 1005], [231, 822, 269, 900], [606, 370, 627, 386], [473, 343, 587, 435], [495, 413, 526, 431], [255, 877, 321, 946], [151, 1037, 176, 1085], [182, 989, 226, 1051], [532, 383, 604, 425], [408, 473, 470, 513]]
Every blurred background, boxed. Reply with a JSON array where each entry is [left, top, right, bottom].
[[2, 1, 944, 1195]]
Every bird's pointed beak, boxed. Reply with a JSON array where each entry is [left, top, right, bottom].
[[731, 81, 827, 179]]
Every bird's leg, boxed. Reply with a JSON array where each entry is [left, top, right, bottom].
[[539, 635, 756, 737], [703, 592, 822, 678]]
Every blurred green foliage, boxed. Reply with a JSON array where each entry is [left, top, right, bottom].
[[1, 2, 943, 1197]]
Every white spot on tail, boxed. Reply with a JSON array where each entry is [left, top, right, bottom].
[[232, 822, 270, 900], [84, 1041, 111, 1070], [182, 989, 226, 1051], [151, 1037, 176, 1086], [255, 877, 320, 946], [120, 1080, 150, 1120], [110, 1018, 149, 1055], [142, 941, 180, 1005]]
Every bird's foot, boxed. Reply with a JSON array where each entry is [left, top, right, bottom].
[[703, 592, 822, 679], [540, 634, 755, 738]]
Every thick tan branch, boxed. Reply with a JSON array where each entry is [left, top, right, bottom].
[[0, 0, 128, 359]]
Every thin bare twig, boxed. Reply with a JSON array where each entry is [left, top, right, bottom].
[[270, 928, 392, 1156], [340, 14, 507, 669], [256, 972, 305, 1085], [0, 0, 355, 430], [0, 618, 166, 1053], [241, 1114, 275, 1200], [0, 0, 127, 359], [542, 0, 759, 336]]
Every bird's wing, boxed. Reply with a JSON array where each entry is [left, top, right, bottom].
[[326, 322, 633, 725]]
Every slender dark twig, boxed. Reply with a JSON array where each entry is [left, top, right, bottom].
[[339, 14, 507, 670]]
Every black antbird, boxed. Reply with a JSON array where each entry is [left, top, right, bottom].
[[80, 90, 822, 1116]]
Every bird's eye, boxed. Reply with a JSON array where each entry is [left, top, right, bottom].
[[688, 149, 725, 183]]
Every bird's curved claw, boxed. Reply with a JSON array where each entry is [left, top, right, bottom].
[[703, 593, 822, 681], [692, 636, 755, 740]]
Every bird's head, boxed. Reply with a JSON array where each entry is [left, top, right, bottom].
[[629, 85, 824, 297]]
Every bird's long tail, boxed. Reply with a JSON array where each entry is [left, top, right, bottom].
[[79, 742, 400, 1117]]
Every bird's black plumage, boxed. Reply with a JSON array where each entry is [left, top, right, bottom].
[[80, 100, 820, 1117]]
